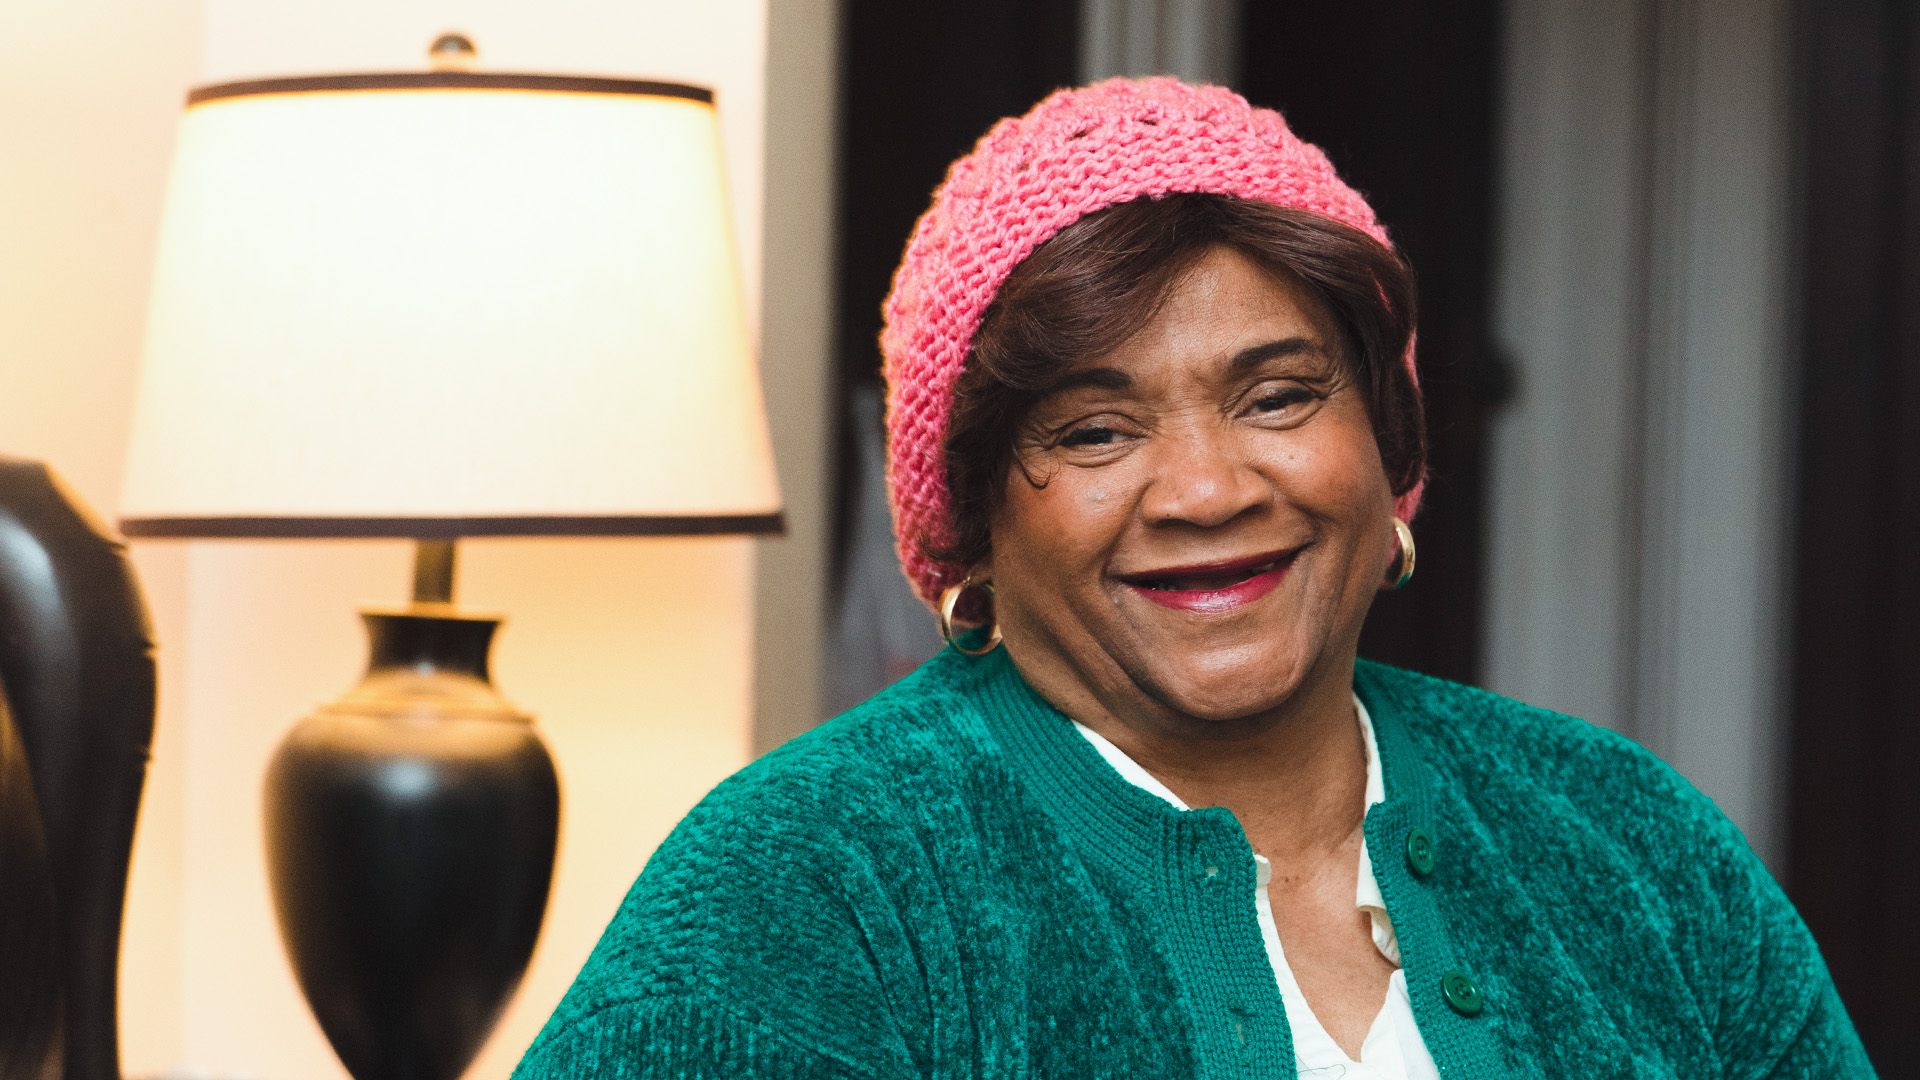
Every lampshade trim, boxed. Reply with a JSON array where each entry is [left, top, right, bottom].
[[185, 73, 714, 108], [119, 513, 785, 540]]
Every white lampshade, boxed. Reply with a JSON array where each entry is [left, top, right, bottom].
[[120, 72, 781, 538]]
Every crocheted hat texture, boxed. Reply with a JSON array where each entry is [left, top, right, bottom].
[[880, 76, 1422, 610]]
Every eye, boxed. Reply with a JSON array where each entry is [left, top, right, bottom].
[[1250, 385, 1317, 414], [1060, 424, 1122, 447]]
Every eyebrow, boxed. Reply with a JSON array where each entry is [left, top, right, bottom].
[[1229, 336, 1324, 374], [1046, 337, 1330, 397], [1049, 366, 1134, 392]]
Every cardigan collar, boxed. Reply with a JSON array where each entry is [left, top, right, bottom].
[[963, 646, 1440, 845], [967, 646, 1211, 867]]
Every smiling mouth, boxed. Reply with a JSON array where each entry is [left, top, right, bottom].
[[1114, 549, 1299, 611]]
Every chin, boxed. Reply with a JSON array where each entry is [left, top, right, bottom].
[[1136, 642, 1312, 725]]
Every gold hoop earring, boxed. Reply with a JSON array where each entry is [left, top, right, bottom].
[[938, 577, 1002, 656], [1383, 518, 1416, 590]]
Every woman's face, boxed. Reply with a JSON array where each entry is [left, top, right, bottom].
[[982, 244, 1398, 726]]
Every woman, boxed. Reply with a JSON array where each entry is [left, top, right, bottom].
[[515, 79, 1866, 1078]]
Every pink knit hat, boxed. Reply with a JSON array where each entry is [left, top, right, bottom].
[[881, 76, 1421, 610]]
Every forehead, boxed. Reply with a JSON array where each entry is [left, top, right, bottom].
[[1072, 246, 1342, 380]]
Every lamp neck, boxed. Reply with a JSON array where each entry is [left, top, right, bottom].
[[360, 610, 497, 682], [412, 539, 457, 605]]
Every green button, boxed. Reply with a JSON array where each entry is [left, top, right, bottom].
[[1442, 969, 1484, 1016], [1406, 827, 1436, 877]]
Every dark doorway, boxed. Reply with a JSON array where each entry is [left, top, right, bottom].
[[833, 0, 1081, 546], [825, 0, 1082, 712], [1786, 0, 1920, 1069], [1240, 2, 1508, 686]]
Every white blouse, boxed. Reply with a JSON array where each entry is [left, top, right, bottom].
[[1075, 698, 1441, 1080]]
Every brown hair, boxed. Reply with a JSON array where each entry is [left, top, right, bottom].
[[931, 192, 1424, 569]]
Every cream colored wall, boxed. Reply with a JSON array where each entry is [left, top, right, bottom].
[[0, 2, 798, 1079], [0, 1, 200, 517], [0, 1, 201, 1063], [751, 0, 839, 753]]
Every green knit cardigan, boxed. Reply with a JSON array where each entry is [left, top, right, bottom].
[[514, 648, 1870, 1078]]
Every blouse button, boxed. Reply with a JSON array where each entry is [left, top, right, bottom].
[[1441, 969, 1484, 1016], [1405, 827, 1436, 877]]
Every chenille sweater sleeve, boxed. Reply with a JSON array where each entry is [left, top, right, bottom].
[[514, 996, 885, 1079], [1705, 814, 1874, 1077], [511, 758, 925, 1080], [1755, 980, 1875, 1079], [1720, 853, 1866, 1068]]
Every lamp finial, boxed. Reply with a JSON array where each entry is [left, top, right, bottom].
[[429, 32, 477, 72]]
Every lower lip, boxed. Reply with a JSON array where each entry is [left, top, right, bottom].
[[1124, 563, 1290, 613]]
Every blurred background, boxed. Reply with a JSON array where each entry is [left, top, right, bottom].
[[2, 0, 1914, 1074]]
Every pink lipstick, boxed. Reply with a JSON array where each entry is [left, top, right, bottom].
[[1115, 549, 1297, 614]]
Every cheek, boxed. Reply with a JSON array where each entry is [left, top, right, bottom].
[[994, 466, 1135, 580], [1259, 406, 1392, 514]]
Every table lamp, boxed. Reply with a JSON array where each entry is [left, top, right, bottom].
[[118, 35, 782, 1080]]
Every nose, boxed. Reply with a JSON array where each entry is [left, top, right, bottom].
[[1137, 421, 1270, 529]]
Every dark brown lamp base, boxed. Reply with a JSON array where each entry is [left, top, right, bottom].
[[264, 605, 559, 1080]]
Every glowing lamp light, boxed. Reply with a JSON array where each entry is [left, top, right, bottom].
[[122, 66, 780, 536]]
